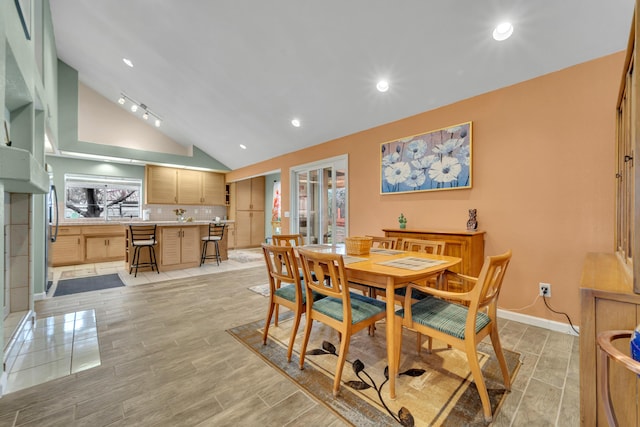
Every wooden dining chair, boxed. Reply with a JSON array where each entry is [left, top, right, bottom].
[[261, 243, 325, 362], [399, 237, 445, 254], [272, 234, 304, 247], [395, 250, 512, 422], [297, 248, 387, 396], [366, 235, 398, 249]]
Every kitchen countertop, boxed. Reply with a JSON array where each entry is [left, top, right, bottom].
[[120, 220, 235, 226], [58, 220, 235, 226]]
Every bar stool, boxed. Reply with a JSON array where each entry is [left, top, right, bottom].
[[597, 330, 640, 427], [129, 224, 159, 277], [201, 224, 225, 266]]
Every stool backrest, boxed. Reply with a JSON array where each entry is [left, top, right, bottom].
[[129, 224, 157, 243], [208, 223, 225, 238]]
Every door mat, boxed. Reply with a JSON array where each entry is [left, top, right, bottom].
[[54, 274, 125, 297], [228, 315, 520, 426]]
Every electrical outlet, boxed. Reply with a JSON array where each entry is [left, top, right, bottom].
[[539, 283, 551, 297]]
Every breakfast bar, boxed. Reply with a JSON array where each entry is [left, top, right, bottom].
[[123, 221, 232, 272]]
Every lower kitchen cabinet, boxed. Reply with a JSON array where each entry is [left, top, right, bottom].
[[52, 234, 83, 266], [85, 235, 126, 261], [160, 226, 201, 268]]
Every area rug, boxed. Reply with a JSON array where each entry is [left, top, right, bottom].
[[228, 315, 520, 426], [54, 274, 125, 297], [228, 250, 264, 263], [248, 283, 270, 297]]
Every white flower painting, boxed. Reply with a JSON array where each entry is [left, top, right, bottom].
[[380, 122, 472, 194]]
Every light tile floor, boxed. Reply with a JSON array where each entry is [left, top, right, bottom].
[[4, 309, 100, 393], [3, 250, 265, 394]]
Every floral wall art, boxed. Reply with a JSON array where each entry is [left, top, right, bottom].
[[380, 122, 472, 194]]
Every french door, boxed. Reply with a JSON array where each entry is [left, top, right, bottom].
[[290, 155, 347, 244]]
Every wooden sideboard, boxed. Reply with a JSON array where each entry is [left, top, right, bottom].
[[580, 253, 640, 426], [382, 228, 485, 277]]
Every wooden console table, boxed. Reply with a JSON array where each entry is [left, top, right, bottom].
[[382, 228, 485, 277], [580, 252, 640, 426]]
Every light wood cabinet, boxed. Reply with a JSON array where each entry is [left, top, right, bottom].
[[160, 226, 201, 267], [146, 165, 178, 204], [580, 4, 640, 426], [383, 229, 485, 277], [52, 226, 84, 266], [52, 225, 126, 266], [234, 176, 265, 248], [146, 165, 226, 206], [236, 177, 265, 210], [202, 172, 225, 205], [580, 253, 640, 427], [85, 236, 125, 261]]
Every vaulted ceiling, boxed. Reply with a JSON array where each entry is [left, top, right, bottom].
[[50, 1, 635, 170]]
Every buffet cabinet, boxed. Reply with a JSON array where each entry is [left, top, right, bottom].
[[230, 177, 265, 248], [383, 228, 485, 276]]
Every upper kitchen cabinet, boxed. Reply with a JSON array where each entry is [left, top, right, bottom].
[[236, 177, 265, 211], [145, 165, 226, 205], [146, 165, 178, 204]]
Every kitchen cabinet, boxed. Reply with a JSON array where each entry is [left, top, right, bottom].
[[160, 226, 201, 267], [235, 210, 265, 248], [52, 226, 83, 266], [236, 177, 264, 210], [233, 176, 265, 248], [83, 225, 126, 262], [146, 165, 178, 204], [146, 165, 226, 205]]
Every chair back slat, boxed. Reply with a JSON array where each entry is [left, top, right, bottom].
[[366, 235, 398, 249], [400, 238, 446, 255], [297, 248, 352, 323], [272, 234, 304, 247], [261, 244, 302, 300]]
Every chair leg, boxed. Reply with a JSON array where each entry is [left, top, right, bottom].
[[286, 309, 302, 362], [299, 317, 314, 370], [132, 246, 140, 277], [214, 241, 220, 265], [262, 301, 275, 345], [466, 342, 493, 422], [333, 332, 351, 396], [129, 245, 137, 275], [489, 326, 511, 390], [394, 316, 404, 373]]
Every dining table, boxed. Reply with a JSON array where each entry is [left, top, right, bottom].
[[300, 244, 462, 399]]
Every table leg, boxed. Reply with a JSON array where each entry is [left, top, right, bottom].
[[386, 278, 397, 399]]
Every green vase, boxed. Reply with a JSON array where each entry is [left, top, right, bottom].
[[399, 222, 406, 229]]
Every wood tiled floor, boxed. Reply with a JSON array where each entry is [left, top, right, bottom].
[[0, 265, 579, 426]]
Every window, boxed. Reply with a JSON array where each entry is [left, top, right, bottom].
[[64, 174, 142, 220]]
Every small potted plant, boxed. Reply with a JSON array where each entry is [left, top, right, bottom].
[[398, 213, 407, 229]]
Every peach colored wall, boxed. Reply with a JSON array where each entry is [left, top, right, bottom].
[[227, 52, 625, 325], [78, 83, 192, 156]]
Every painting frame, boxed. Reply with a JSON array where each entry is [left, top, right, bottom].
[[15, 0, 31, 40], [380, 121, 472, 195]]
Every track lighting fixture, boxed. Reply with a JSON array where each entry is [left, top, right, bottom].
[[117, 93, 162, 127]]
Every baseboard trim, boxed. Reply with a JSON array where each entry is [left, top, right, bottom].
[[498, 309, 579, 336]]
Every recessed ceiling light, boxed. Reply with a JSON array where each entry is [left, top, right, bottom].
[[376, 80, 389, 92], [291, 118, 301, 127], [123, 58, 134, 67], [492, 22, 513, 41], [154, 119, 161, 127], [130, 104, 138, 112], [117, 96, 125, 105], [239, 144, 247, 149]]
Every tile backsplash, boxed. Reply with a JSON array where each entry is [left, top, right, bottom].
[[142, 204, 228, 222]]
